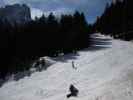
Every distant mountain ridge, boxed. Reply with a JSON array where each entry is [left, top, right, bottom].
[[0, 4, 31, 24]]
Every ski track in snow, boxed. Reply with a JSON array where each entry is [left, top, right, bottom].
[[1, 33, 133, 100]]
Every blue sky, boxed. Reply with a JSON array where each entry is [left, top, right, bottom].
[[0, 0, 112, 23]]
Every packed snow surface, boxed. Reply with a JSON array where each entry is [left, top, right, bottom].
[[1, 33, 133, 100]]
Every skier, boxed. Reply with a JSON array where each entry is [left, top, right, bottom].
[[72, 61, 77, 70], [67, 84, 79, 98]]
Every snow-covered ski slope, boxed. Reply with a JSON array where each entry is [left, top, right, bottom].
[[1, 33, 133, 100]]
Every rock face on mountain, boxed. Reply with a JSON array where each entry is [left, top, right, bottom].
[[0, 0, 5, 7], [0, 4, 31, 24]]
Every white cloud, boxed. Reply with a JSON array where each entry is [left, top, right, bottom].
[[4, 0, 20, 5], [30, 7, 74, 20], [30, 8, 43, 19], [44, 8, 74, 17]]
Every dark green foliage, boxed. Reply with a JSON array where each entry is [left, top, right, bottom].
[[0, 9, 91, 79], [94, 0, 133, 41]]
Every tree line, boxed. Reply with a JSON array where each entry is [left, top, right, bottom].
[[93, 0, 132, 40], [0, 11, 91, 79]]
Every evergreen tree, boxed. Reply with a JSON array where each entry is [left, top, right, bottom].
[[93, 0, 133, 40], [0, 8, 91, 79]]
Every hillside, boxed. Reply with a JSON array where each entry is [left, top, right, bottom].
[[1, 33, 133, 100]]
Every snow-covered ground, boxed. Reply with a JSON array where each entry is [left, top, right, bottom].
[[1, 33, 133, 100]]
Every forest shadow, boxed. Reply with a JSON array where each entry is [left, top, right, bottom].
[[54, 34, 112, 62], [53, 53, 80, 63]]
